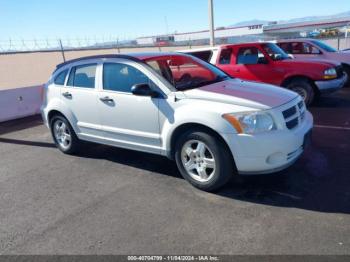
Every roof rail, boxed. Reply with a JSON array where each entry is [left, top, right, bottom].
[[56, 54, 143, 70]]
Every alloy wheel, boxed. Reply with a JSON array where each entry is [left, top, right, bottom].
[[181, 140, 216, 183]]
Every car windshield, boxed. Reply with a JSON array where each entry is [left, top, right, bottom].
[[311, 40, 337, 52], [263, 43, 291, 61], [144, 55, 231, 91]]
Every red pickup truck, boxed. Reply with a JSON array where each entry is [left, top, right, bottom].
[[181, 43, 347, 105]]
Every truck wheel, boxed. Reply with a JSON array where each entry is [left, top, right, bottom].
[[286, 79, 315, 106], [343, 66, 350, 87], [50, 115, 80, 155], [175, 130, 235, 192]]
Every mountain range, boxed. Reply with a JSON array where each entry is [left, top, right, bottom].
[[230, 10, 350, 27]]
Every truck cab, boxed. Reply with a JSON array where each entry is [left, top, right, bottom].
[[180, 43, 347, 105]]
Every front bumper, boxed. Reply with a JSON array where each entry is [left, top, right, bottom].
[[315, 74, 347, 94], [221, 111, 313, 175]]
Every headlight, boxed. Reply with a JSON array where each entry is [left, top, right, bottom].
[[324, 68, 337, 79], [223, 112, 276, 134]]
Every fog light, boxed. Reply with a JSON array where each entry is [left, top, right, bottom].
[[266, 152, 285, 165]]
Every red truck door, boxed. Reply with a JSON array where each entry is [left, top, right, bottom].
[[217, 45, 282, 86]]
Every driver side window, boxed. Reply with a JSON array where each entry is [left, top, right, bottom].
[[236, 47, 264, 65], [103, 63, 150, 93], [290, 42, 320, 54]]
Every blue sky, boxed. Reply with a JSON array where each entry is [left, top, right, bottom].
[[0, 0, 349, 40]]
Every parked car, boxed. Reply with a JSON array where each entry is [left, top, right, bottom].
[[276, 39, 350, 85], [41, 53, 313, 192], [180, 43, 347, 105]]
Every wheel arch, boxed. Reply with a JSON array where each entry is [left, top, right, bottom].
[[281, 75, 319, 95], [47, 110, 79, 135], [169, 123, 236, 169]]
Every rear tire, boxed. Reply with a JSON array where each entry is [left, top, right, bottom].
[[286, 79, 315, 106], [175, 130, 235, 192], [50, 115, 80, 155]]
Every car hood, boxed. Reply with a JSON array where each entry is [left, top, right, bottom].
[[281, 57, 340, 67], [181, 78, 298, 110], [328, 52, 350, 63]]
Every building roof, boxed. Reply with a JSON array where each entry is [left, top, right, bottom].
[[264, 16, 350, 32]]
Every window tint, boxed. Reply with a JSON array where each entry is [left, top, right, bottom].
[[188, 51, 213, 62], [67, 64, 96, 88], [278, 43, 292, 54], [103, 63, 150, 93], [54, 69, 68, 85], [219, 49, 232, 64], [290, 42, 321, 55], [236, 47, 264, 65]]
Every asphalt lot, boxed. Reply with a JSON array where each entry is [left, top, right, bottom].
[[0, 88, 350, 255]]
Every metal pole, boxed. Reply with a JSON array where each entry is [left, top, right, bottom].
[[59, 39, 66, 62], [208, 0, 215, 46]]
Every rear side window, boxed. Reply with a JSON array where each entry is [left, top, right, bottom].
[[103, 63, 150, 93], [54, 69, 68, 85], [67, 64, 97, 88], [278, 43, 292, 54], [219, 49, 232, 64], [188, 51, 213, 62], [289, 42, 321, 55]]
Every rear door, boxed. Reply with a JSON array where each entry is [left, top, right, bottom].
[[60, 63, 103, 137]]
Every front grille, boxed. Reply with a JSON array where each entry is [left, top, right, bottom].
[[335, 65, 344, 78], [282, 100, 306, 130], [286, 118, 299, 129], [282, 106, 297, 119]]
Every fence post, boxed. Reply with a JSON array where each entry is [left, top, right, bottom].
[[337, 37, 340, 51], [59, 39, 66, 62], [116, 38, 120, 53]]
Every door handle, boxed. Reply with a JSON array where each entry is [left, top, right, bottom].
[[99, 96, 114, 103], [62, 92, 72, 98]]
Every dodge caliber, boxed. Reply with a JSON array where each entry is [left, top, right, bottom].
[[41, 53, 313, 192]]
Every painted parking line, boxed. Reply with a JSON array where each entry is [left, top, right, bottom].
[[314, 124, 350, 131]]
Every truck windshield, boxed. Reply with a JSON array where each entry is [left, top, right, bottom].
[[311, 40, 337, 52], [145, 55, 231, 91], [263, 43, 291, 61]]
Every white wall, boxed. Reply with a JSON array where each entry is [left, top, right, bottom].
[[0, 85, 43, 122]]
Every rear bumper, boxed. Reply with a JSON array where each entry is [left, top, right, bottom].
[[315, 74, 347, 94]]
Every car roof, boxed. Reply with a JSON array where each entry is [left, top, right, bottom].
[[220, 42, 271, 48], [277, 38, 315, 43], [55, 52, 189, 70], [178, 46, 219, 53]]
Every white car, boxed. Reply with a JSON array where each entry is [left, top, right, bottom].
[[41, 53, 313, 192]]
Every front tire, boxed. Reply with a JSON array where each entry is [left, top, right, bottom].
[[286, 79, 315, 106], [175, 130, 235, 192], [50, 115, 80, 155], [343, 66, 350, 87]]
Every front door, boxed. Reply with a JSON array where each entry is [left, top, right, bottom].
[[232, 46, 282, 86], [97, 61, 161, 153]]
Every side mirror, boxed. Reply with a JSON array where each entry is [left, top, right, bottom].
[[131, 83, 159, 98], [257, 57, 269, 64]]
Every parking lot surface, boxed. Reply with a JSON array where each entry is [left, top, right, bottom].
[[0, 88, 350, 255]]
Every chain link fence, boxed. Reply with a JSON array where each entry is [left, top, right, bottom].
[[1, 35, 349, 55]]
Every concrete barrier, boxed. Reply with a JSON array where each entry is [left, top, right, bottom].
[[0, 85, 44, 122]]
